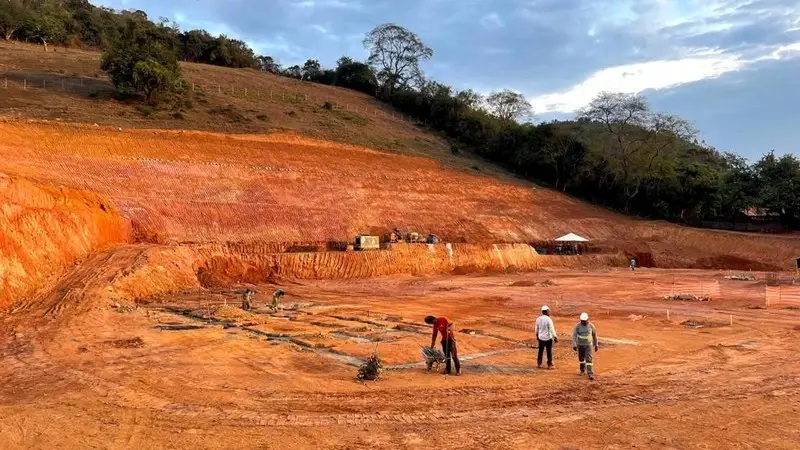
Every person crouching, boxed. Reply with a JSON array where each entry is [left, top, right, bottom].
[[424, 315, 461, 375]]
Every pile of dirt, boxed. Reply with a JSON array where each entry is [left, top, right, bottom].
[[210, 304, 261, 323]]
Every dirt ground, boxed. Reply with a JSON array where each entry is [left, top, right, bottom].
[[1, 267, 798, 449]]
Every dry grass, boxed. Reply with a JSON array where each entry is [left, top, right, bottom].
[[0, 41, 487, 169]]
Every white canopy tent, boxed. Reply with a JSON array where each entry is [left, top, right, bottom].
[[554, 233, 589, 242]]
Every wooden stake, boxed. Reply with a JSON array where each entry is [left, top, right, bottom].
[[23, 79, 27, 90], [729, 315, 733, 326], [667, 309, 670, 320]]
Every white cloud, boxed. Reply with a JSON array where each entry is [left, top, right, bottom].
[[530, 53, 745, 113], [480, 12, 504, 30], [309, 24, 340, 40], [529, 40, 800, 114]]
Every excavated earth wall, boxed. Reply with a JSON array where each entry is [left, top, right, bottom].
[[0, 174, 130, 308]]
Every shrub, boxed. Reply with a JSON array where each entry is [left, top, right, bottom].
[[136, 105, 155, 117], [323, 101, 333, 110]]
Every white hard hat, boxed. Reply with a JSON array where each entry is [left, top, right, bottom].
[[541, 305, 550, 312], [580, 312, 589, 321]]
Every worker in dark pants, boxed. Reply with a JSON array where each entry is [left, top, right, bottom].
[[534, 305, 558, 369], [425, 315, 461, 375]]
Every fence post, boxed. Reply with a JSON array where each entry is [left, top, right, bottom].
[[23, 79, 27, 90], [218, 85, 221, 94], [61, 79, 65, 91], [3, 78, 6, 89], [245, 88, 247, 97], [43, 79, 46, 89], [79, 78, 83, 87], [667, 309, 670, 320], [231, 85, 234, 95]]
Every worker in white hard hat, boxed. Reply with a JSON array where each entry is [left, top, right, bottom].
[[534, 305, 558, 369], [571, 312, 598, 380]]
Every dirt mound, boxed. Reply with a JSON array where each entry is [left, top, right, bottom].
[[0, 174, 130, 308]]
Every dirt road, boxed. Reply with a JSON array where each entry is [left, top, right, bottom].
[[1, 255, 798, 449]]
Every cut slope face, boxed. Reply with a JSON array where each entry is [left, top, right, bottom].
[[1, 121, 798, 272], [0, 174, 130, 308]]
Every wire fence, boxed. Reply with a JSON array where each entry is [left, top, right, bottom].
[[0, 72, 420, 125]]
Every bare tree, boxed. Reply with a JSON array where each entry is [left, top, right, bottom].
[[363, 23, 433, 96], [486, 89, 533, 121], [578, 91, 697, 209]]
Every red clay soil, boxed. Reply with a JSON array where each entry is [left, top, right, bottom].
[[1, 267, 798, 449], [1, 120, 798, 273], [0, 174, 130, 307]]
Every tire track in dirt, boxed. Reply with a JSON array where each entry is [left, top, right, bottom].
[[146, 378, 800, 428]]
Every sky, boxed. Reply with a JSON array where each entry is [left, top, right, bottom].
[[98, 0, 800, 160]]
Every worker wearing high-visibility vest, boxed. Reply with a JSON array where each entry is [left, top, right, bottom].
[[571, 312, 598, 380]]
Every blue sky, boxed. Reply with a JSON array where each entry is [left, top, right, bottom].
[[99, 0, 800, 159]]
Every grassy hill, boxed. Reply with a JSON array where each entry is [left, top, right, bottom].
[[0, 41, 485, 169]]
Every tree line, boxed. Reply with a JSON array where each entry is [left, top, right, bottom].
[[1, 0, 260, 68], [3, 3, 797, 229], [290, 24, 800, 230]]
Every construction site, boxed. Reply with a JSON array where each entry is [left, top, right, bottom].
[[2, 42, 800, 449]]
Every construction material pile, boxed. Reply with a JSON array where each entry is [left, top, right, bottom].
[[724, 274, 756, 281], [422, 346, 446, 371], [357, 352, 384, 381], [663, 294, 711, 302]]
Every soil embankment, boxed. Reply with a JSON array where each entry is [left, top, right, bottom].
[[0, 174, 130, 308], [1, 121, 799, 309]]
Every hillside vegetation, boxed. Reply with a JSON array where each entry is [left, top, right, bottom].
[[0, 41, 467, 165]]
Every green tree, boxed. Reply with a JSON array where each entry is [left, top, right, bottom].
[[0, 0, 28, 41], [302, 59, 321, 80], [754, 152, 800, 226], [24, 0, 71, 51], [578, 92, 697, 211], [334, 56, 376, 94], [100, 15, 180, 103], [455, 89, 483, 110], [363, 23, 432, 96]]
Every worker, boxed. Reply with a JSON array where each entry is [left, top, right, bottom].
[[241, 289, 254, 311], [270, 289, 285, 311], [571, 312, 598, 380], [534, 305, 558, 369], [630, 258, 637, 271], [424, 315, 461, 375]]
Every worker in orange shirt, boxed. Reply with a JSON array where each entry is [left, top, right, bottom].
[[425, 315, 461, 375]]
